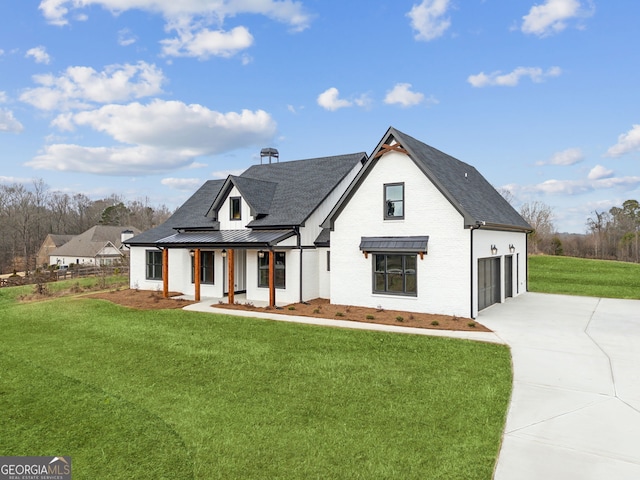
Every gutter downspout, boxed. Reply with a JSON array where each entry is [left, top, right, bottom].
[[469, 221, 484, 319], [296, 227, 303, 303]]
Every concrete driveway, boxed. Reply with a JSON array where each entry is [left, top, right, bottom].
[[479, 292, 640, 480]]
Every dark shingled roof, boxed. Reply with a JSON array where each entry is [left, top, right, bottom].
[[239, 152, 367, 228], [125, 180, 224, 245], [125, 152, 365, 245], [323, 127, 531, 232], [390, 128, 531, 230]]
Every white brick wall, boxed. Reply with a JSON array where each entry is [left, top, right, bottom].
[[330, 151, 471, 316]]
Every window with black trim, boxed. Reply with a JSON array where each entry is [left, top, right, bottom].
[[384, 183, 404, 219], [373, 254, 416, 295], [230, 197, 241, 220], [191, 251, 214, 284], [146, 250, 163, 280], [258, 251, 286, 288]]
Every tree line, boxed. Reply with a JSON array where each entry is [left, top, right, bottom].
[[521, 199, 640, 263], [0, 179, 172, 274]]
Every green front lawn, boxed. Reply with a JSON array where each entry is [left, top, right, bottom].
[[0, 288, 511, 479], [529, 255, 640, 299]]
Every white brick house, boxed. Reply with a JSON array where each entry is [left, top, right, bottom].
[[126, 127, 531, 318]]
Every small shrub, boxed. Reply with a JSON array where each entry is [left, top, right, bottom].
[[452, 316, 460, 322], [335, 312, 344, 317], [467, 322, 476, 328], [366, 314, 375, 320], [312, 308, 321, 314], [431, 320, 439, 326], [396, 316, 404, 322], [288, 306, 296, 311]]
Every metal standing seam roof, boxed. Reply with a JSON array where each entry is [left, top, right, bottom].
[[359, 236, 430, 253], [156, 229, 296, 247]]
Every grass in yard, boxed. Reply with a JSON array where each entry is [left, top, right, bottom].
[[0, 289, 511, 479], [529, 255, 640, 299]]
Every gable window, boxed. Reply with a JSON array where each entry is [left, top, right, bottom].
[[146, 250, 163, 280], [258, 251, 286, 289], [384, 183, 404, 219], [191, 251, 214, 284], [230, 197, 241, 220], [373, 254, 416, 295]]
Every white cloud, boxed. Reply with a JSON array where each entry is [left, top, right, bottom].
[[0, 109, 24, 133], [605, 125, 640, 157], [29, 100, 277, 175], [26, 45, 51, 64], [384, 83, 426, 108], [407, 0, 451, 42], [118, 28, 137, 46], [20, 61, 165, 111], [161, 177, 204, 190], [0, 91, 7, 103], [536, 147, 584, 166], [588, 165, 614, 180], [39, 0, 311, 60], [521, 0, 592, 37], [27, 144, 195, 175], [514, 175, 640, 196], [161, 25, 254, 59], [317, 88, 352, 111], [468, 66, 561, 87]]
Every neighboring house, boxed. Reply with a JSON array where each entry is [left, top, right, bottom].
[[49, 225, 141, 267], [126, 127, 531, 318], [37, 234, 74, 268]]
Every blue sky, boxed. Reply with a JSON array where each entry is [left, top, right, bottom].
[[1, 0, 639, 233]]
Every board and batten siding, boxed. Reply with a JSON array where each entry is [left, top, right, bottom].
[[330, 151, 470, 317]]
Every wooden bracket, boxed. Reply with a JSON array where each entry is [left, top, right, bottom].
[[373, 143, 408, 159]]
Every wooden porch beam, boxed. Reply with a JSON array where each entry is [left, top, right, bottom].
[[269, 250, 275, 307], [162, 248, 169, 298], [194, 248, 201, 302]]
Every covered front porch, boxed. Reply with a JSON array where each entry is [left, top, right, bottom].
[[156, 229, 297, 307]]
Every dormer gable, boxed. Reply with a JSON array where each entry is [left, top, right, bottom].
[[208, 176, 277, 220]]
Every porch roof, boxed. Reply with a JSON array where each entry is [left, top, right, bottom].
[[359, 236, 429, 253], [156, 229, 296, 248]]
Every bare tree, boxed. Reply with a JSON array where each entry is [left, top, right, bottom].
[[520, 201, 555, 254]]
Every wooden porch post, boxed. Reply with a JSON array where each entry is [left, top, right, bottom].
[[162, 248, 169, 298], [269, 250, 275, 307], [194, 248, 201, 302], [227, 248, 235, 304]]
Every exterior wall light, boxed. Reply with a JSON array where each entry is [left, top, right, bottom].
[[258, 250, 265, 259], [221, 249, 227, 258], [509, 244, 515, 253], [189, 250, 195, 257], [491, 245, 498, 255]]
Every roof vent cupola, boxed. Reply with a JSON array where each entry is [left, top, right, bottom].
[[260, 148, 279, 164]]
